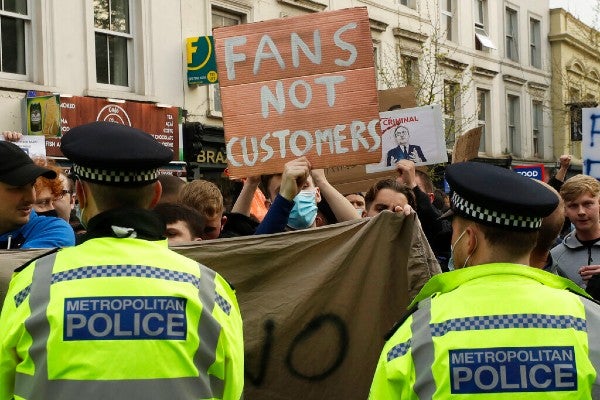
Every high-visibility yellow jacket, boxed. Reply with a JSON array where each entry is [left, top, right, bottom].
[[0, 237, 244, 400], [369, 263, 600, 399]]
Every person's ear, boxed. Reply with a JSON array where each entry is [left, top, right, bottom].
[[149, 181, 162, 208], [75, 179, 86, 209], [465, 225, 479, 254], [315, 187, 321, 203], [220, 215, 228, 232], [315, 214, 325, 227]]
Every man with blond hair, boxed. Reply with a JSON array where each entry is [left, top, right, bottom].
[[179, 179, 226, 240], [551, 174, 600, 288]]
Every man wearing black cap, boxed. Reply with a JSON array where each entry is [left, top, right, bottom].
[[0, 140, 75, 249], [370, 162, 600, 399], [0, 122, 243, 399]]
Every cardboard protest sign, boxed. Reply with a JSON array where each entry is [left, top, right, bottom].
[[582, 108, 600, 177], [213, 7, 381, 178], [324, 87, 419, 193], [378, 86, 417, 112], [366, 104, 447, 173], [0, 213, 440, 400], [452, 126, 482, 163]]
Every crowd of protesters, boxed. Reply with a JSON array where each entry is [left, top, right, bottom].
[[2, 124, 600, 398], [3, 128, 600, 294]]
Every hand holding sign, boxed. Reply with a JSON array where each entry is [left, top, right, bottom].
[[279, 157, 312, 201]]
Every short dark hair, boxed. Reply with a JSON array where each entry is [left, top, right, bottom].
[[365, 178, 416, 210], [478, 223, 538, 257], [157, 174, 186, 201], [152, 203, 205, 238], [89, 181, 156, 210]]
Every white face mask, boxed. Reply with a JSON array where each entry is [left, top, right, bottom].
[[449, 229, 477, 270]]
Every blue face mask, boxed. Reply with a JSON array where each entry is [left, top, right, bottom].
[[287, 189, 318, 230]]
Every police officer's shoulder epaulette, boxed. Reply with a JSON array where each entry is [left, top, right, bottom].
[[13, 247, 61, 273], [384, 303, 418, 341]]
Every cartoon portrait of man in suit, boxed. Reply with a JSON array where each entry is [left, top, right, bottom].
[[386, 125, 427, 166]]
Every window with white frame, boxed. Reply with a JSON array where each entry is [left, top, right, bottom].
[[529, 17, 541, 68], [210, 7, 243, 116], [505, 7, 518, 61], [441, 0, 456, 42], [0, 1, 29, 75], [532, 100, 543, 158], [94, 0, 131, 86], [477, 89, 489, 153], [399, 0, 416, 9], [474, 0, 495, 51], [444, 80, 460, 147], [507, 94, 521, 155], [401, 55, 419, 86]]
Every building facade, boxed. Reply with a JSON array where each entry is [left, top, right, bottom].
[[0, 0, 555, 181], [549, 8, 600, 168]]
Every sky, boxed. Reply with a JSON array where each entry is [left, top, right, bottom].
[[549, 0, 600, 29]]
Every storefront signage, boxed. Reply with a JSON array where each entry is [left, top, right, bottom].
[[187, 36, 218, 85], [512, 164, 546, 181], [30, 95, 181, 161]]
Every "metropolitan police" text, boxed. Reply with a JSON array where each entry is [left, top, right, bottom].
[[64, 296, 187, 341], [449, 346, 577, 394]]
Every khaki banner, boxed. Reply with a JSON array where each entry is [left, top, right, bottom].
[[0, 212, 440, 399]]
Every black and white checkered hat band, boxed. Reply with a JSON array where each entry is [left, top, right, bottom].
[[451, 192, 542, 229], [72, 164, 159, 184]]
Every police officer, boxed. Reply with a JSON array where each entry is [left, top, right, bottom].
[[369, 162, 600, 399], [0, 121, 244, 400]]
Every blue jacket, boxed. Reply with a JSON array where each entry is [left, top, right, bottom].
[[254, 194, 294, 235], [0, 210, 75, 249]]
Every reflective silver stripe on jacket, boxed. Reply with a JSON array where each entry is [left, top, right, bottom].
[[411, 297, 436, 399], [16, 253, 225, 400], [581, 296, 600, 398], [407, 296, 593, 399]]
